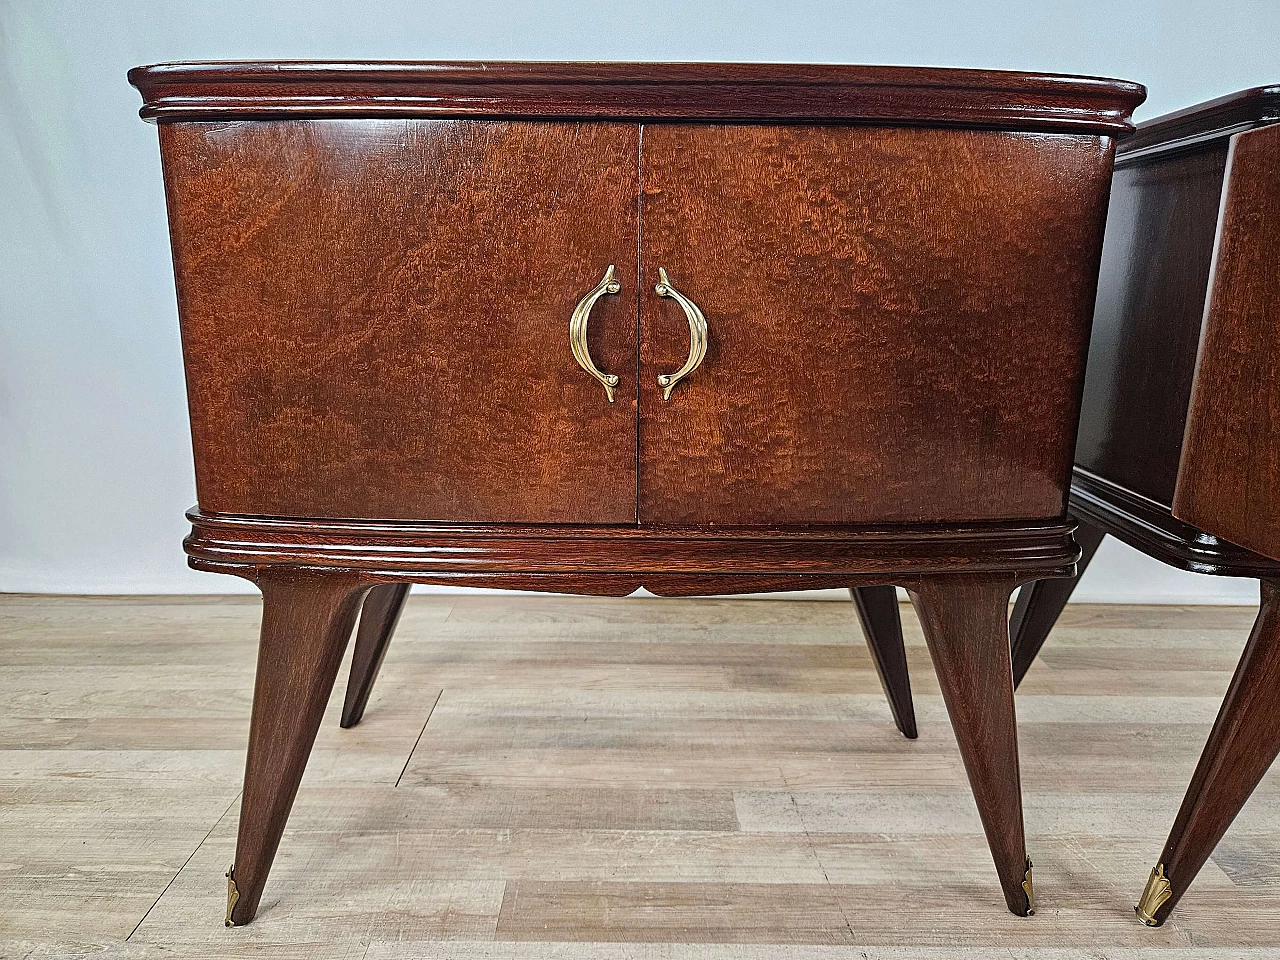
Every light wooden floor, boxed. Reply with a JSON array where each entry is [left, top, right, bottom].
[[3, 594, 1280, 959]]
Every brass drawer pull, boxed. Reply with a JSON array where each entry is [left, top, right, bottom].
[[569, 265, 622, 402], [655, 268, 709, 400]]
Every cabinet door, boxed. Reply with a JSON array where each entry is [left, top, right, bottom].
[[638, 124, 1112, 525], [162, 120, 639, 523]]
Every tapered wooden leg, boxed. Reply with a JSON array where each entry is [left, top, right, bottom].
[[1008, 520, 1105, 688], [908, 573, 1033, 916], [341, 582, 411, 728], [226, 569, 368, 927], [1136, 579, 1280, 926], [850, 586, 917, 739]]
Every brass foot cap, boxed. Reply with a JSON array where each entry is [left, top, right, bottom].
[[1022, 858, 1036, 916], [1135, 863, 1171, 926], [225, 866, 240, 927]]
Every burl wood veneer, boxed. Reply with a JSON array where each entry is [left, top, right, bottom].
[[130, 60, 1143, 926]]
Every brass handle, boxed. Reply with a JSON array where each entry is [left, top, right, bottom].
[[654, 268, 709, 401], [569, 265, 622, 402]]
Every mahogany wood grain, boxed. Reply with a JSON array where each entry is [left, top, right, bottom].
[[850, 586, 916, 739], [129, 61, 1145, 133], [340, 583, 411, 728], [1173, 123, 1280, 563], [638, 124, 1113, 525], [160, 119, 640, 523], [906, 573, 1031, 916], [1008, 519, 1106, 687], [228, 569, 368, 926], [1144, 580, 1280, 925]]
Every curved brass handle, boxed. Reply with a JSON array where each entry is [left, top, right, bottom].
[[569, 265, 622, 402], [654, 268, 709, 400]]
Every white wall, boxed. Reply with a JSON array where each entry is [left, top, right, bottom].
[[1, 0, 1274, 600]]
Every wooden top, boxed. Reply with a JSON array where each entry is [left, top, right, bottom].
[[1119, 85, 1280, 161], [128, 60, 1144, 133]]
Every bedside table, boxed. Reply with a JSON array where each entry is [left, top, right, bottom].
[[130, 60, 1143, 925]]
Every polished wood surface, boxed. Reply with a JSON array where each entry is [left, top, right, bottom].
[[1073, 142, 1229, 506], [1174, 123, 1280, 562], [129, 61, 1145, 132], [1070, 470, 1280, 578], [638, 124, 1111, 525], [852, 585, 917, 739], [184, 510, 1078, 584], [1120, 84, 1280, 155], [161, 119, 640, 523], [17, 594, 1280, 955]]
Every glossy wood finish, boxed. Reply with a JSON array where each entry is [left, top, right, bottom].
[[1147, 581, 1280, 924], [638, 124, 1112, 525], [851, 586, 916, 738], [1070, 470, 1280, 578], [907, 573, 1031, 916], [228, 570, 368, 926], [341, 583, 411, 728], [1174, 123, 1280, 563], [1008, 520, 1106, 687], [160, 119, 640, 523], [129, 61, 1144, 132]]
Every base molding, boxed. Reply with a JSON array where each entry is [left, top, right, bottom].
[[185, 509, 1080, 594], [1070, 469, 1280, 578]]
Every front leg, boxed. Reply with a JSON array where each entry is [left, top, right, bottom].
[[227, 569, 368, 926], [907, 573, 1032, 916], [1136, 579, 1280, 925]]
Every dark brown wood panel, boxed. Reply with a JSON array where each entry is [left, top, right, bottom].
[[638, 125, 1113, 525], [161, 120, 640, 523], [1072, 143, 1230, 506], [1174, 123, 1280, 561]]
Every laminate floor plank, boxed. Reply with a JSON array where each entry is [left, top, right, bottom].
[[3, 594, 1279, 956]]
